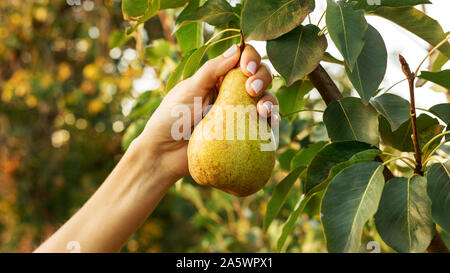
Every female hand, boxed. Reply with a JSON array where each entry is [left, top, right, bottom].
[[134, 44, 279, 181]]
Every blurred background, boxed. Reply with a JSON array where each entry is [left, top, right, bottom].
[[0, 0, 448, 253]]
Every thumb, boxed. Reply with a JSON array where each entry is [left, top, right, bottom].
[[190, 44, 240, 92]]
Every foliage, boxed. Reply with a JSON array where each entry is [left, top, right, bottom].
[[1, 0, 449, 253]]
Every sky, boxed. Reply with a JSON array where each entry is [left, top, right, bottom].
[[251, 0, 450, 109]]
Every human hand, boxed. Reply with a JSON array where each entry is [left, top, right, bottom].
[[133, 44, 279, 181]]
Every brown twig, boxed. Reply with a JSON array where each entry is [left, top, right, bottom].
[[399, 55, 423, 175], [307, 65, 343, 105], [236, 30, 245, 68]]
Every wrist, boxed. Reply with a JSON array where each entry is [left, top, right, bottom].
[[125, 136, 179, 186]]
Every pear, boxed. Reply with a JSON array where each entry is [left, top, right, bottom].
[[187, 68, 276, 197]]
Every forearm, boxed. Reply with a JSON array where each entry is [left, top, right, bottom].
[[34, 138, 176, 253]]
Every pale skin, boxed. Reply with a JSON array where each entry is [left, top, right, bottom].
[[34, 44, 279, 253]]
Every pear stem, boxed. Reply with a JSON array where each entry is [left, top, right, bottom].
[[236, 30, 245, 68]]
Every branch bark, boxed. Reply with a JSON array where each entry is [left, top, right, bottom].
[[399, 55, 424, 176], [307, 63, 448, 253], [307, 65, 343, 104]]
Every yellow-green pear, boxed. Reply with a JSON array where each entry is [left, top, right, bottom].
[[187, 68, 276, 197]]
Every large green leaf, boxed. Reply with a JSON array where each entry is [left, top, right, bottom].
[[305, 141, 372, 193], [241, 0, 315, 41], [275, 80, 313, 117], [418, 70, 450, 90], [371, 93, 410, 131], [308, 149, 381, 194], [176, 0, 204, 55], [267, 24, 327, 86], [426, 161, 450, 233], [323, 97, 379, 146], [345, 24, 387, 103], [277, 192, 316, 252], [373, 7, 450, 59], [264, 167, 304, 230], [291, 141, 328, 170], [379, 114, 444, 152], [375, 176, 434, 253], [177, 0, 235, 26], [322, 162, 385, 252], [326, 0, 368, 71]]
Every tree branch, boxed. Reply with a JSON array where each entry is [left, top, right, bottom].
[[307, 65, 343, 105], [399, 55, 424, 175]]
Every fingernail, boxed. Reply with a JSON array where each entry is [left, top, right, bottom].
[[251, 79, 263, 94], [223, 44, 238, 58], [263, 101, 273, 115], [247, 61, 257, 75]]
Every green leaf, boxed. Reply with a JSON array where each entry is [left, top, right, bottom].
[[418, 70, 450, 89], [176, 0, 204, 55], [373, 7, 450, 59], [322, 52, 344, 65], [308, 149, 382, 194], [322, 162, 385, 252], [160, 0, 189, 9], [375, 176, 434, 253], [277, 193, 315, 252], [371, 93, 410, 131], [305, 141, 373, 193], [429, 103, 450, 124], [431, 51, 449, 72], [166, 50, 193, 92], [323, 97, 379, 146], [345, 24, 387, 103], [291, 141, 328, 170], [177, 0, 235, 26], [278, 149, 297, 171], [144, 39, 173, 65], [182, 45, 208, 79], [326, 0, 368, 71], [267, 25, 327, 86], [128, 92, 162, 119], [352, 0, 431, 11], [108, 30, 132, 48], [264, 167, 305, 230], [241, 0, 315, 41], [122, 118, 148, 150], [207, 29, 240, 59], [427, 161, 450, 233], [122, 0, 150, 20], [379, 114, 444, 152], [275, 80, 313, 117]]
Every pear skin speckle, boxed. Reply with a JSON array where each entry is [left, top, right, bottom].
[[188, 68, 276, 197]]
